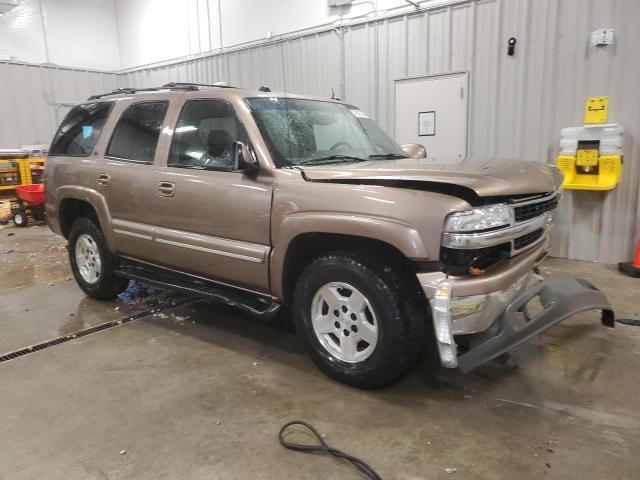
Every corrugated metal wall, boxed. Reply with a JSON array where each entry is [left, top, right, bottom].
[[0, 62, 118, 147], [2, 0, 639, 263], [118, 0, 640, 264]]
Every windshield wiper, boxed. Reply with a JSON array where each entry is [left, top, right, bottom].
[[368, 153, 407, 159], [297, 155, 368, 166]]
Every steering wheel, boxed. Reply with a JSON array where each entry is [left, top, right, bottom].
[[329, 141, 352, 151]]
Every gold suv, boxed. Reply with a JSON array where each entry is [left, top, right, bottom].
[[45, 83, 614, 388]]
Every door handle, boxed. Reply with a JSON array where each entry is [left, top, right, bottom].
[[157, 181, 175, 197], [97, 173, 111, 187]]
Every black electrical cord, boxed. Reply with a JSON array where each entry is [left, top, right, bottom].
[[278, 421, 383, 480], [617, 318, 640, 326]]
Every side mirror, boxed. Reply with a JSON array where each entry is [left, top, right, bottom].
[[401, 143, 427, 159], [233, 141, 259, 174]]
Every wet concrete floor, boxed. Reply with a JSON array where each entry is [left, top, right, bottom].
[[1, 226, 639, 479]]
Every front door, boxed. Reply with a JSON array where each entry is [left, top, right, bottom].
[[152, 98, 272, 293]]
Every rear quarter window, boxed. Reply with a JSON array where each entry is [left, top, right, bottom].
[[49, 102, 114, 156]]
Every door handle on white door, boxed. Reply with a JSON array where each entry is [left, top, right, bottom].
[[157, 181, 175, 197], [97, 173, 111, 187]]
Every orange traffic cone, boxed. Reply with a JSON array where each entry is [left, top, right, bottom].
[[619, 240, 640, 278]]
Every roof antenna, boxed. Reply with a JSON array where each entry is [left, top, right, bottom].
[[258, 85, 271, 92], [331, 88, 341, 101]]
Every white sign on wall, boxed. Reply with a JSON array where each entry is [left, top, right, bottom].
[[418, 111, 436, 136]]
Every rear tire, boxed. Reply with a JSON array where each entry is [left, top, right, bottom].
[[68, 217, 129, 299], [13, 209, 28, 227], [292, 252, 425, 388]]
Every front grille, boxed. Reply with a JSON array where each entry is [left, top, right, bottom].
[[514, 196, 558, 222], [514, 228, 544, 251]]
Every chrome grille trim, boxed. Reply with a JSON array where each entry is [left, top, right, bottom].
[[513, 193, 559, 223]]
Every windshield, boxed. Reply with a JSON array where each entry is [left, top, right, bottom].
[[246, 97, 407, 167]]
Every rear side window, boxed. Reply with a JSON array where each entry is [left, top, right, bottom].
[[49, 102, 114, 156], [106, 101, 169, 163]]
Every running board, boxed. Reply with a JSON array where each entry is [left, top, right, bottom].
[[114, 262, 281, 318]]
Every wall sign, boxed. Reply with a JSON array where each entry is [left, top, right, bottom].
[[418, 111, 436, 136]]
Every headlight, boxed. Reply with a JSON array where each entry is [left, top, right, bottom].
[[444, 204, 514, 233]]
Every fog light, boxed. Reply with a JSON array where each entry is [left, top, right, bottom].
[[430, 280, 458, 368]]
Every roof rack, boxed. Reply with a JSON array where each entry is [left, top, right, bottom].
[[86, 82, 239, 101], [162, 81, 237, 89], [87, 84, 198, 100]]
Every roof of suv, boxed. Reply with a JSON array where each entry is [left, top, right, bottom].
[[87, 83, 344, 104]]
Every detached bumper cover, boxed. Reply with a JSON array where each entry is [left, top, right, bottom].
[[457, 275, 614, 372]]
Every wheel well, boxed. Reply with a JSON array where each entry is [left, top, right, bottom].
[[59, 199, 98, 238], [281, 233, 421, 305]]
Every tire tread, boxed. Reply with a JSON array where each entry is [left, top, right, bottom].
[[293, 251, 425, 388]]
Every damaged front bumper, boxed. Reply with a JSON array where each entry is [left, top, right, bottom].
[[424, 274, 614, 372]]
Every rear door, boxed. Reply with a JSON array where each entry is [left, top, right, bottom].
[[151, 98, 273, 293], [99, 100, 170, 262]]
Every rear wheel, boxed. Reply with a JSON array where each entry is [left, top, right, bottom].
[[292, 252, 425, 388], [68, 217, 129, 299], [13, 208, 28, 227]]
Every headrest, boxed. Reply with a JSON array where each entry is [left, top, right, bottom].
[[207, 130, 232, 155]]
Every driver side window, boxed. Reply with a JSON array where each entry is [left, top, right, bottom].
[[168, 99, 247, 170]]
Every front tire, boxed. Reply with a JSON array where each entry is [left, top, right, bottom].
[[292, 252, 425, 388], [68, 217, 129, 299]]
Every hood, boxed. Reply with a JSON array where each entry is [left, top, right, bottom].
[[300, 157, 562, 201]]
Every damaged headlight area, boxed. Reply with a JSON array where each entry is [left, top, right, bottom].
[[440, 202, 550, 274], [443, 204, 514, 233], [440, 244, 510, 275]]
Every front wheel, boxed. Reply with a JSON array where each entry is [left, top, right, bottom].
[[68, 217, 129, 299], [292, 252, 425, 388]]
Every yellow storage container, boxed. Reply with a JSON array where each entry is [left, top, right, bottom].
[[555, 124, 624, 191]]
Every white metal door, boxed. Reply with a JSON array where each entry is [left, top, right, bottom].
[[394, 72, 468, 163]]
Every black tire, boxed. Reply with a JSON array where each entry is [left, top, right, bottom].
[[13, 209, 28, 227], [31, 205, 45, 222], [68, 217, 129, 299], [292, 252, 425, 388]]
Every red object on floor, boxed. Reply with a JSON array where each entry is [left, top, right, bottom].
[[619, 240, 640, 278], [15, 184, 45, 206]]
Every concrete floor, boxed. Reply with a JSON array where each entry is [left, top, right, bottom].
[[1, 226, 639, 480]]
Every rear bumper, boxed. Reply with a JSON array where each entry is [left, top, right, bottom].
[[427, 274, 615, 371]]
